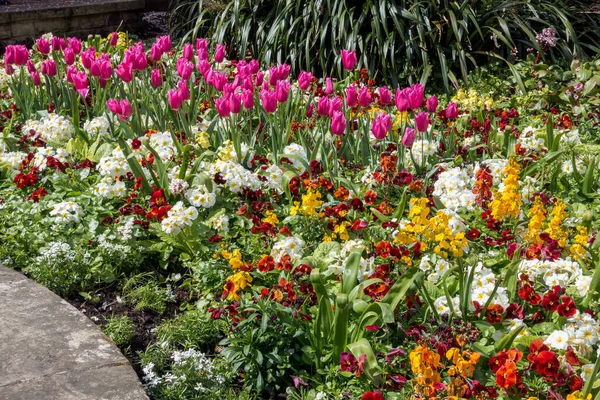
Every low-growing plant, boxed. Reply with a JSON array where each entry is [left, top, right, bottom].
[[122, 274, 175, 313], [102, 314, 135, 348]]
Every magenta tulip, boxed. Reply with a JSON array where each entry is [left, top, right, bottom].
[[229, 93, 242, 114], [241, 89, 254, 109], [358, 86, 372, 107], [414, 111, 429, 132], [214, 44, 225, 63], [176, 57, 194, 80], [298, 71, 312, 91], [371, 113, 392, 140], [330, 111, 346, 136], [183, 43, 194, 61], [427, 96, 438, 113], [109, 32, 118, 46], [325, 77, 334, 95], [30, 71, 41, 86], [249, 59, 260, 74], [151, 43, 163, 61], [407, 83, 424, 110], [51, 37, 65, 51], [276, 80, 290, 103], [378, 87, 392, 105], [67, 37, 82, 54], [5, 45, 29, 66], [446, 102, 458, 119], [196, 38, 207, 52], [341, 49, 357, 71], [66, 65, 77, 83], [27, 60, 36, 74], [63, 48, 75, 65], [346, 85, 358, 107], [41, 60, 57, 77], [71, 72, 89, 98], [81, 48, 96, 69], [156, 35, 171, 53], [329, 97, 343, 117], [260, 88, 277, 113], [177, 80, 190, 100], [168, 89, 184, 110], [277, 64, 290, 81], [115, 62, 133, 82], [255, 72, 264, 87], [36, 38, 50, 55], [197, 59, 211, 76], [211, 72, 227, 92], [317, 96, 330, 117], [306, 103, 314, 118], [402, 127, 416, 147], [395, 89, 409, 112], [151, 69, 162, 87], [106, 99, 132, 121], [215, 96, 231, 117]]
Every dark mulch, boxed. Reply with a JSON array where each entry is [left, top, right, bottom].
[[68, 286, 192, 379]]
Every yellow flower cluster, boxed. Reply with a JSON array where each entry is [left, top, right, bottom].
[[263, 210, 279, 225], [525, 197, 547, 243], [409, 345, 441, 398], [566, 392, 592, 400], [489, 159, 522, 221], [445, 347, 480, 397], [290, 190, 323, 217], [332, 221, 351, 241], [452, 88, 494, 109], [217, 140, 237, 162], [569, 226, 589, 260], [195, 130, 210, 149], [224, 271, 253, 300], [395, 198, 467, 259], [546, 199, 568, 247], [222, 249, 244, 270]]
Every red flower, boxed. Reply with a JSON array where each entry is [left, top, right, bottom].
[[496, 360, 521, 388], [257, 255, 275, 272], [557, 296, 577, 317], [527, 339, 550, 363], [375, 241, 392, 258], [565, 346, 581, 366], [541, 290, 560, 312], [532, 351, 559, 378], [339, 352, 358, 373], [362, 391, 384, 400], [569, 375, 584, 391], [485, 304, 504, 324], [26, 187, 47, 202]]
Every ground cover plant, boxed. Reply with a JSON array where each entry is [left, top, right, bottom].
[[2, 28, 600, 400]]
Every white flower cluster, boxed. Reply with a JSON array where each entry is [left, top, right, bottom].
[[49, 201, 83, 224], [271, 235, 304, 264], [0, 67, 10, 93], [0, 141, 26, 169], [23, 114, 74, 143], [521, 175, 539, 204], [36, 241, 76, 264], [516, 130, 546, 154], [562, 159, 586, 175], [148, 131, 177, 160], [168, 178, 189, 196], [419, 255, 450, 284], [83, 115, 110, 139], [433, 167, 477, 211], [161, 201, 198, 234], [97, 233, 134, 261], [545, 311, 600, 351], [94, 177, 127, 199], [328, 239, 366, 275], [185, 185, 216, 208], [410, 139, 438, 166], [203, 159, 263, 193], [283, 143, 308, 172], [262, 164, 284, 193], [32, 146, 69, 171], [518, 258, 591, 296], [211, 215, 229, 233], [97, 146, 132, 178], [559, 128, 582, 146], [217, 139, 251, 164]]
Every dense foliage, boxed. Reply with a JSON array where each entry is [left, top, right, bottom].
[[2, 28, 600, 400]]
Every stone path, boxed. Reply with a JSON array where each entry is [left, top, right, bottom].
[[0, 266, 149, 400]]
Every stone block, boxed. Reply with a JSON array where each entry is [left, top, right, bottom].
[[34, 19, 70, 36], [10, 21, 35, 38]]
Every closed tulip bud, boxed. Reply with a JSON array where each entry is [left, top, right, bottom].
[[176, 57, 194, 80], [106, 99, 121, 114], [150, 43, 163, 61], [67, 37, 82, 54], [306, 103, 314, 118], [298, 71, 312, 91], [66, 65, 77, 83], [119, 99, 132, 119], [63, 48, 75, 65], [243, 76, 254, 91], [215, 96, 231, 117], [407, 83, 424, 110], [10, 45, 29, 66], [277, 64, 290, 80], [414, 111, 429, 132], [229, 93, 242, 114], [81, 48, 95, 69], [214, 44, 225, 63], [325, 77, 334, 95], [115, 62, 133, 82], [242, 89, 254, 109], [260, 88, 277, 113], [183, 43, 194, 61], [249, 59, 259, 74], [197, 59, 211, 76], [151, 69, 162, 87], [346, 85, 358, 107], [446, 102, 458, 119], [157, 35, 171, 53], [41, 60, 57, 77], [27, 60, 36, 74], [371, 113, 392, 140], [378, 87, 392, 105], [340, 49, 357, 71], [329, 97, 343, 117], [395, 89, 409, 112], [71, 72, 89, 98], [255, 72, 264, 87], [36, 38, 50, 55], [402, 127, 416, 147], [4, 46, 15, 65], [196, 48, 208, 61], [51, 37, 65, 51], [211, 72, 227, 92], [196, 38, 207, 52], [427, 95, 438, 113], [358, 86, 372, 107], [168, 89, 184, 110], [30, 71, 41, 86], [317, 96, 331, 116], [276, 80, 290, 103], [330, 111, 346, 136], [177, 80, 190, 100], [109, 32, 119, 46]]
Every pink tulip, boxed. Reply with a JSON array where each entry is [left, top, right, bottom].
[[151, 43, 163, 61], [229, 92, 242, 114], [5, 45, 29, 66], [325, 78, 334, 95], [66, 65, 77, 83], [340, 49, 357, 70], [27, 60, 36, 74], [151, 69, 162, 87], [330, 111, 346, 136], [298, 71, 312, 91], [358, 86, 372, 107], [276, 80, 290, 103], [196, 38, 208, 52], [277, 64, 290, 81], [211, 72, 227, 92], [197, 59, 211, 76], [4, 63, 13, 75], [36, 38, 50, 55], [306, 103, 314, 118], [177, 80, 190, 100], [214, 44, 225, 63], [97, 59, 112, 80], [41, 60, 57, 77], [407, 83, 424, 110], [329, 97, 343, 117], [249, 59, 259, 74], [427, 96, 438, 113], [215, 96, 231, 117], [402, 127, 416, 147], [255, 72, 264, 87], [395, 89, 408, 112], [243, 76, 254, 91], [67, 37, 82, 54], [378, 87, 392, 105], [106, 99, 132, 121], [168, 89, 184, 110], [156, 35, 171, 53], [183, 44, 194, 61], [176, 57, 194, 80], [196, 48, 208, 61], [446, 102, 458, 119], [371, 113, 392, 140], [259, 88, 277, 113], [63, 48, 75, 65], [109, 32, 118, 46], [346, 85, 358, 107], [106, 99, 121, 114], [236, 61, 249, 78], [30, 71, 41, 86], [414, 111, 429, 132], [317, 96, 330, 117], [81, 47, 96, 69], [52, 37, 66, 51], [241, 89, 254, 109], [115, 62, 133, 82], [71, 72, 89, 98]]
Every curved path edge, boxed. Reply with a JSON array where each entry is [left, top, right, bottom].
[[0, 266, 149, 400]]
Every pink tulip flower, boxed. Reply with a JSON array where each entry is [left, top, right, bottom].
[[341, 49, 357, 70]]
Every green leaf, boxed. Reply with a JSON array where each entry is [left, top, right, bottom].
[[381, 268, 421, 311], [347, 338, 381, 385]]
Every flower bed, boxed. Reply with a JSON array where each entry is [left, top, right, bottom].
[[2, 32, 600, 400]]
